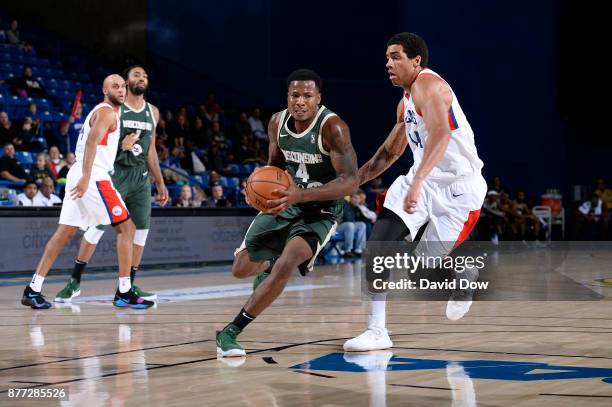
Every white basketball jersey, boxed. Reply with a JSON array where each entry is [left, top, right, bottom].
[[403, 68, 483, 182], [75, 102, 121, 174]]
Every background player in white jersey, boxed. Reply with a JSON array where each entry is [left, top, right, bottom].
[[344, 32, 487, 351], [20, 74, 154, 310]]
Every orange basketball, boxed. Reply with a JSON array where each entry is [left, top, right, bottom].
[[245, 166, 290, 211]]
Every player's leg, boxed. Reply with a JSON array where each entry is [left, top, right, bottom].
[[216, 235, 314, 357], [55, 226, 105, 302], [344, 208, 413, 351], [128, 180, 156, 300], [22, 224, 80, 309]]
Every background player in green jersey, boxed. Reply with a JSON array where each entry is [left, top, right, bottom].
[[55, 66, 169, 305], [216, 69, 359, 357]]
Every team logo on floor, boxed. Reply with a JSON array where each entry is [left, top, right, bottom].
[[291, 353, 612, 383]]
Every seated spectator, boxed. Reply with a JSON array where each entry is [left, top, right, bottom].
[[248, 108, 266, 140], [234, 112, 252, 138], [25, 102, 42, 123], [252, 140, 267, 165], [481, 190, 506, 245], [59, 104, 84, 153], [193, 186, 207, 207], [207, 121, 229, 149], [206, 144, 231, 175], [31, 152, 55, 185], [594, 178, 612, 212], [488, 175, 506, 194], [13, 116, 41, 151], [191, 116, 208, 148], [356, 189, 377, 238], [0, 143, 27, 183], [513, 191, 541, 240], [175, 184, 197, 207], [233, 134, 256, 163], [156, 118, 169, 145], [48, 146, 66, 178], [16, 180, 42, 206], [337, 192, 368, 257], [206, 183, 231, 208], [0, 111, 15, 146], [236, 179, 249, 207], [575, 193, 607, 240], [36, 176, 61, 206], [5, 19, 32, 50], [168, 113, 189, 147], [57, 152, 75, 179], [7, 67, 47, 98]]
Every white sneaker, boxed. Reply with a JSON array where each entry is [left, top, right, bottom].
[[446, 299, 473, 321], [343, 327, 393, 352]]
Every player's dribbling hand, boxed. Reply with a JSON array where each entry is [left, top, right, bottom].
[[70, 176, 89, 199], [266, 171, 301, 216], [121, 132, 139, 151]]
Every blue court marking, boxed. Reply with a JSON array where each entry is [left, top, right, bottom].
[[290, 353, 612, 383]]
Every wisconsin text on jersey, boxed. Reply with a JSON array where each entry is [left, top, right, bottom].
[[281, 150, 324, 164]]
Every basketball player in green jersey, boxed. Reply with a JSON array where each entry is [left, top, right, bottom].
[[216, 69, 359, 357], [55, 65, 169, 304]]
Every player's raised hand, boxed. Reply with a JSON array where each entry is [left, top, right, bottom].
[[266, 171, 301, 216], [121, 132, 139, 151], [70, 176, 89, 199]]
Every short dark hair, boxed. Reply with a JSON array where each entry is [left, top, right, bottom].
[[24, 180, 37, 189], [122, 65, 146, 80], [287, 69, 322, 91], [387, 32, 429, 68]]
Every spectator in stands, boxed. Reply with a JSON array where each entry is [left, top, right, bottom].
[[234, 112, 252, 139], [513, 191, 540, 240], [191, 116, 208, 148], [48, 146, 65, 178], [594, 178, 612, 212], [168, 113, 189, 148], [7, 67, 47, 98], [31, 152, 55, 185], [156, 118, 169, 145], [0, 143, 27, 183], [13, 116, 40, 151], [207, 121, 229, 149], [5, 19, 32, 50], [337, 192, 368, 257], [489, 176, 505, 194], [209, 171, 221, 187], [16, 180, 42, 206], [175, 184, 196, 207], [161, 146, 189, 183], [57, 152, 74, 179], [248, 108, 266, 140], [233, 134, 256, 163], [575, 193, 607, 240], [25, 103, 42, 132], [36, 176, 61, 206], [481, 190, 506, 245], [206, 183, 231, 208], [193, 186, 207, 207], [202, 103, 219, 129], [206, 144, 230, 175], [236, 179, 249, 207], [0, 111, 15, 146], [59, 104, 84, 153], [356, 189, 377, 238]]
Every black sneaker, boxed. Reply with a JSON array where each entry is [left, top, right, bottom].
[[21, 286, 52, 309], [113, 288, 155, 309]]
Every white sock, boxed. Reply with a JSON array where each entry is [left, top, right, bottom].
[[368, 293, 387, 330], [119, 277, 131, 293], [29, 274, 45, 292]]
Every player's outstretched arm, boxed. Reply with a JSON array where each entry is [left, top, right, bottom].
[[357, 101, 407, 185], [267, 112, 285, 168], [410, 75, 453, 181], [267, 116, 358, 214], [70, 108, 116, 199]]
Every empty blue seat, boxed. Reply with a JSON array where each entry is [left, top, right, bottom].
[[15, 151, 34, 166], [34, 98, 50, 110]]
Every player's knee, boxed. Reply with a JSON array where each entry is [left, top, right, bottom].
[[270, 258, 294, 281], [231, 250, 251, 278], [84, 226, 105, 244]]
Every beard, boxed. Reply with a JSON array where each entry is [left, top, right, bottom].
[[107, 94, 123, 106], [129, 81, 147, 95]]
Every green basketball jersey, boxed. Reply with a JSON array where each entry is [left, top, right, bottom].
[[115, 101, 156, 168], [278, 105, 339, 205]]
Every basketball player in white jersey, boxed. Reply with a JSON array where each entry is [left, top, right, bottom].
[[344, 33, 487, 351], [20, 74, 154, 310]]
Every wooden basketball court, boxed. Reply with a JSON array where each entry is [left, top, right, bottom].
[[1, 257, 611, 406]]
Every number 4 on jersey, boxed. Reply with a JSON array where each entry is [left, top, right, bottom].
[[296, 163, 309, 182]]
